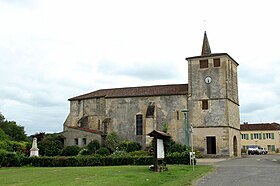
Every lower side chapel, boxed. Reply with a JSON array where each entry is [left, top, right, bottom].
[[63, 32, 241, 157]]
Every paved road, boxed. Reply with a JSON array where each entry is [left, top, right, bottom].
[[196, 154, 280, 186]]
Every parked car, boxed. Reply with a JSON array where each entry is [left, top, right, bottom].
[[247, 145, 261, 155], [260, 148, 268, 154]]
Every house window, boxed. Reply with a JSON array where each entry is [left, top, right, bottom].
[[200, 60, 208, 68], [136, 114, 143, 135], [202, 100, 208, 110], [253, 133, 262, 139], [264, 133, 274, 139], [74, 138, 78, 145], [214, 58, 220, 67], [241, 134, 249, 140]]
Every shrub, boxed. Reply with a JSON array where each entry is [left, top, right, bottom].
[[87, 140, 100, 154], [0, 149, 7, 167], [110, 150, 129, 157], [118, 140, 141, 153], [60, 146, 81, 156], [0, 140, 8, 150], [129, 150, 149, 157], [26, 153, 191, 167], [168, 143, 185, 153], [96, 147, 110, 156], [0, 151, 28, 167]]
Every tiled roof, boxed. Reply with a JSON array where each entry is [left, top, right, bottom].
[[240, 122, 280, 131], [69, 84, 188, 101], [67, 126, 103, 135], [186, 53, 239, 66]]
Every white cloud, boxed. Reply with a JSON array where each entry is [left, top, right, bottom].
[[1, 0, 280, 134]]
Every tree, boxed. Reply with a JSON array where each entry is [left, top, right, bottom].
[[38, 133, 64, 156], [0, 113, 28, 142], [105, 131, 120, 152]]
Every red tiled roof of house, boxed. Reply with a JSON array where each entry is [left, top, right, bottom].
[[67, 126, 103, 135], [69, 84, 188, 101], [240, 122, 280, 131]]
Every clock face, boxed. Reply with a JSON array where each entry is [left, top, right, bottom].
[[205, 76, 212, 84]]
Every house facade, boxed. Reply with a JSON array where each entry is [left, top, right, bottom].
[[62, 32, 241, 157], [240, 122, 280, 152]]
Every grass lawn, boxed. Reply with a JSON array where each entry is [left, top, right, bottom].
[[0, 165, 213, 186]]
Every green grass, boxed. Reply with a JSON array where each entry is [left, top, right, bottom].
[[0, 165, 213, 186]]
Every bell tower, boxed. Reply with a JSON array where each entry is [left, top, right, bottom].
[[186, 32, 240, 157]]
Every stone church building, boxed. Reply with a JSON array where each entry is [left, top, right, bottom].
[[63, 32, 241, 157]]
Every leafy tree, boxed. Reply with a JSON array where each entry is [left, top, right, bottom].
[[105, 131, 120, 152], [38, 133, 64, 156], [0, 113, 28, 142], [0, 128, 8, 141]]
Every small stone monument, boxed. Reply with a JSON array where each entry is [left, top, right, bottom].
[[30, 137, 39, 157], [147, 130, 171, 172]]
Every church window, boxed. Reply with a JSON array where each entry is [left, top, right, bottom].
[[146, 102, 155, 118], [200, 59, 208, 68], [214, 58, 220, 67], [202, 100, 208, 110], [98, 120, 101, 130], [176, 111, 179, 120], [136, 114, 143, 135], [74, 138, 78, 145]]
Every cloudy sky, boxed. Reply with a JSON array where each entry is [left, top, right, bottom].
[[1, 0, 280, 135]]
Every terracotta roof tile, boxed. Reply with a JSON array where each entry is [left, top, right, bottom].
[[240, 122, 280, 131], [69, 84, 188, 101], [68, 126, 103, 135]]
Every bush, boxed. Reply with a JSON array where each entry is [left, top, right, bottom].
[[0, 141, 8, 150], [87, 140, 100, 154], [96, 147, 110, 156], [129, 150, 149, 157], [0, 150, 28, 167], [60, 146, 81, 156], [168, 143, 185, 153], [118, 140, 141, 153]]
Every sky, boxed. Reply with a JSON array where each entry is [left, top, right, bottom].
[[1, 0, 280, 135]]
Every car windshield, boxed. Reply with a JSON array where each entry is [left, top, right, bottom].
[[248, 145, 258, 148]]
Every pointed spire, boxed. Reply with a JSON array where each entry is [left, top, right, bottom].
[[201, 31, 211, 55]]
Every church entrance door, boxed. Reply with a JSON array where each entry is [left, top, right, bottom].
[[206, 136, 216, 154]]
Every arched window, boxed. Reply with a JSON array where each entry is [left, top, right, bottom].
[[136, 114, 143, 135]]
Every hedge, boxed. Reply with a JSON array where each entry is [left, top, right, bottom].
[[1, 151, 194, 167], [26, 153, 193, 167]]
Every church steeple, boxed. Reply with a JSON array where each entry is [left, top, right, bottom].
[[201, 31, 211, 55]]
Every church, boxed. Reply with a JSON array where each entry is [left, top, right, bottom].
[[62, 32, 241, 157]]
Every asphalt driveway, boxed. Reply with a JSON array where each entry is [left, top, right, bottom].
[[196, 154, 280, 186]]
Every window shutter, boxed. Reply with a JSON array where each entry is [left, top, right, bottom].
[[263, 133, 266, 139], [259, 133, 262, 139], [246, 134, 249, 140], [271, 133, 275, 139], [250, 133, 253, 140]]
